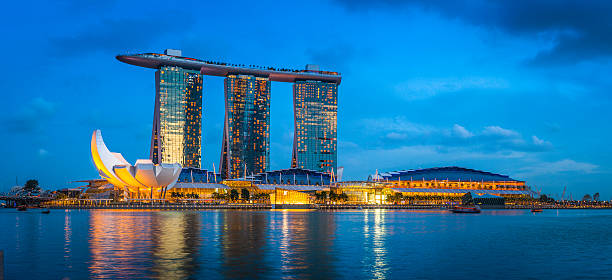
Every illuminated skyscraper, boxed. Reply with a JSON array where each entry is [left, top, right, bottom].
[[117, 51, 342, 174], [151, 64, 203, 168], [220, 74, 270, 179], [292, 80, 337, 173]]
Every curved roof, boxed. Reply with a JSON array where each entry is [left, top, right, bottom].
[[90, 130, 182, 191], [369, 166, 522, 182], [117, 53, 342, 84]]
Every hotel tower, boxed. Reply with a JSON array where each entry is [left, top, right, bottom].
[[291, 78, 338, 172], [116, 50, 340, 177], [220, 74, 271, 179], [150, 50, 203, 168]]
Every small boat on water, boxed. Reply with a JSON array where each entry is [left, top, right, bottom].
[[17, 205, 27, 211], [449, 192, 481, 213], [41, 208, 50, 214], [451, 205, 481, 213], [530, 208, 543, 213]]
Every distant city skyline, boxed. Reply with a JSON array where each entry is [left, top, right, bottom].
[[1, 0, 611, 199]]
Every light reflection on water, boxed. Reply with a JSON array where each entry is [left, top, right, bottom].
[[1, 209, 612, 279]]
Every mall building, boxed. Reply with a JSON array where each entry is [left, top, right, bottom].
[[331, 167, 534, 204], [169, 167, 332, 205]]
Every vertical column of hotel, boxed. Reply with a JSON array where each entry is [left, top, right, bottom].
[[292, 80, 337, 173], [150, 66, 203, 168], [220, 74, 270, 179]]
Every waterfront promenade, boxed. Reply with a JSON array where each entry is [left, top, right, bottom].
[[38, 202, 612, 210]]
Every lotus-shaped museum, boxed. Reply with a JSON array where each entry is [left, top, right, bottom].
[[91, 129, 182, 199]]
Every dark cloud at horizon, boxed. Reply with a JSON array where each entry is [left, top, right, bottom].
[[335, 0, 612, 66], [3, 98, 57, 133], [49, 13, 195, 57]]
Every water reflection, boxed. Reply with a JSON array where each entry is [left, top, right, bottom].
[[151, 211, 201, 279], [219, 210, 268, 279], [276, 210, 337, 279], [89, 210, 155, 279], [64, 212, 72, 269], [88, 210, 202, 279], [364, 209, 389, 279], [3, 209, 612, 279]]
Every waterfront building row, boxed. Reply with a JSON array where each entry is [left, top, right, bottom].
[[89, 133, 534, 206]]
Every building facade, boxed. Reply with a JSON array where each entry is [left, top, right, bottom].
[[292, 80, 338, 173], [220, 74, 271, 179], [366, 166, 533, 203], [151, 65, 203, 168]]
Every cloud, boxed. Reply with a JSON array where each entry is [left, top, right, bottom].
[[339, 140, 359, 149], [38, 149, 49, 157], [361, 117, 552, 153], [517, 159, 598, 177], [394, 77, 508, 100], [335, 0, 612, 65], [482, 126, 520, 138], [363, 116, 435, 136], [50, 13, 194, 57], [4, 98, 57, 133], [452, 124, 473, 138], [305, 43, 355, 72]]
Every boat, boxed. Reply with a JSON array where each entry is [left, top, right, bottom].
[[41, 208, 50, 214], [450, 205, 481, 213], [17, 205, 27, 211], [449, 192, 481, 213], [530, 203, 543, 213]]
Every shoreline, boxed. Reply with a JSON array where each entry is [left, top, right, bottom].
[[8, 204, 611, 210]]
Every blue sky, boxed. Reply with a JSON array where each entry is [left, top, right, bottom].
[[1, 0, 611, 199]]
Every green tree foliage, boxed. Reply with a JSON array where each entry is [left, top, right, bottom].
[[212, 192, 229, 200], [387, 192, 403, 203], [251, 193, 270, 200], [314, 191, 328, 203], [328, 191, 348, 202], [582, 194, 592, 201], [24, 179, 40, 192], [230, 189, 239, 201], [184, 192, 199, 199], [539, 194, 555, 203], [241, 188, 250, 200]]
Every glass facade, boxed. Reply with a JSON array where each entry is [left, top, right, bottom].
[[291, 80, 338, 173], [220, 74, 270, 179], [151, 66, 202, 168]]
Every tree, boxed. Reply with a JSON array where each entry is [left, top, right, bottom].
[[241, 188, 250, 201], [539, 194, 555, 203], [230, 189, 239, 201], [314, 191, 327, 203], [593, 193, 600, 201], [582, 194, 592, 201], [387, 193, 403, 203], [329, 192, 348, 203], [24, 179, 40, 192]]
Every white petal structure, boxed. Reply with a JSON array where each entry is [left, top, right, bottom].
[[91, 130, 182, 198]]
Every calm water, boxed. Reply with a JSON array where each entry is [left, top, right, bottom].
[[1, 209, 611, 279]]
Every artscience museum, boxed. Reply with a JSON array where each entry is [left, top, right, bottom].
[[91, 129, 182, 199]]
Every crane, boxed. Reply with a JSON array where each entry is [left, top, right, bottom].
[[561, 186, 566, 201]]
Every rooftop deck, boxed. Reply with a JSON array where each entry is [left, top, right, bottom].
[[117, 53, 342, 84]]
